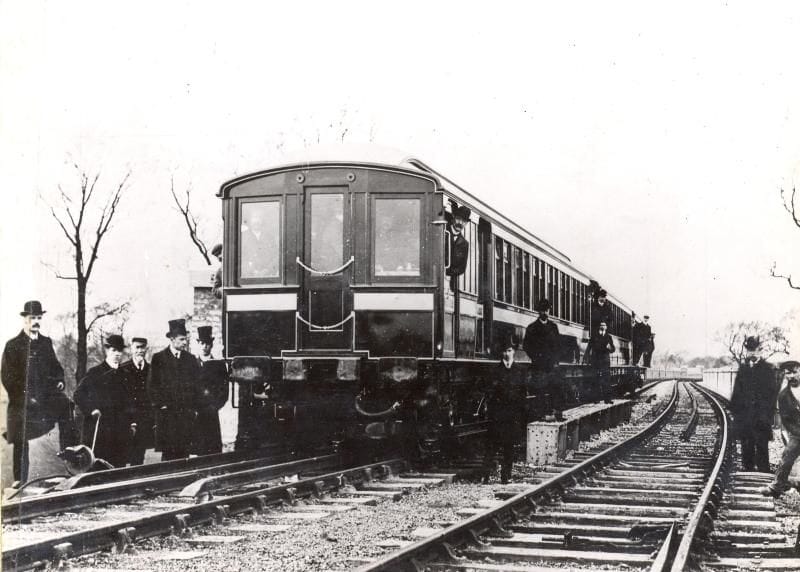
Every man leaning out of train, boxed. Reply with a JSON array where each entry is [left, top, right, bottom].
[[761, 360, 800, 497]]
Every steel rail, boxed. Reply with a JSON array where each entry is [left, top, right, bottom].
[[3, 458, 407, 572], [680, 383, 699, 441], [356, 382, 682, 572], [668, 383, 732, 571], [3, 453, 338, 525]]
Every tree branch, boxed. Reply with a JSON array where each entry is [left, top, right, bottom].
[[770, 262, 800, 290], [85, 171, 129, 280], [86, 302, 130, 333], [170, 177, 212, 265], [40, 260, 77, 280], [781, 186, 800, 229]]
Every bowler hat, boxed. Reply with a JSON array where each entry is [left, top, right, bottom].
[[131, 337, 148, 345], [452, 204, 472, 221], [643, 315, 650, 320], [744, 336, 761, 351], [20, 300, 46, 316], [211, 243, 223, 257], [197, 325, 214, 344], [598, 289, 608, 298], [166, 319, 188, 338], [535, 298, 552, 312], [103, 334, 126, 351], [780, 360, 800, 371], [501, 334, 518, 351]]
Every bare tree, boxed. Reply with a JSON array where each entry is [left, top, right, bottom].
[[716, 320, 790, 365], [42, 163, 130, 382], [170, 176, 212, 265], [771, 186, 800, 290]]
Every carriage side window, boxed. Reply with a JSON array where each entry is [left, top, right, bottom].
[[523, 253, 531, 309], [504, 242, 512, 303], [374, 198, 420, 277], [514, 247, 523, 307], [495, 238, 503, 300], [240, 200, 280, 280]]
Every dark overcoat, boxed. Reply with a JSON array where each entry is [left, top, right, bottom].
[[730, 359, 779, 435], [147, 347, 201, 453], [193, 358, 229, 455], [585, 333, 615, 368], [120, 359, 154, 448], [74, 362, 131, 467], [446, 233, 469, 277], [523, 319, 560, 372], [777, 385, 800, 439], [1, 331, 67, 442], [483, 361, 525, 430], [591, 302, 613, 330]]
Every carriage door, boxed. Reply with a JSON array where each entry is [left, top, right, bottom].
[[299, 188, 353, 350]]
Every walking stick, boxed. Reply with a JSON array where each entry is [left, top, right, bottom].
[[90, 410, 102, 453]]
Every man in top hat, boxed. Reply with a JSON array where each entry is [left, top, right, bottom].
[[211, 243, 223, 300], [761, 360, 800, 497], [730, 336, 780, 472], [591, 289, 614, 332], [482, 335, 525, 484], [120, 337, 153, 465], [523, 299, 566, 421], [192, 326, 228, 455], [148, 319, 201, 461], [2, 300, 67, 483], [584, 321, 616, 404], [446, 203, 471, 278], [74, 334, 132, 468]]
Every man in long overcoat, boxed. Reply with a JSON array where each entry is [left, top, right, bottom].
[[523, 298, 565, 421], [148, 319, 201, 461], [584, 321, 616, 403], [761, 360, 800, 497], [482, 336, 525, 484], [2, 300, 67, 483], [74, 334, 132, 468], [730, 336, 780, 473], [591, 289, 614, 332], [193, 326, 228, 455], [120, 337, 153, 465]]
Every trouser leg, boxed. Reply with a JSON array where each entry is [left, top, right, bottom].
[[12, 439, 29, 483], [632, 347, 642, 366], [772, 436, 800, 489], [755, 434, 772, 473], [500, 438, 515, 483], [740, 435, 755, 471]]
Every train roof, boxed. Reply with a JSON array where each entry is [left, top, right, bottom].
[[217, 144, 632, 313]]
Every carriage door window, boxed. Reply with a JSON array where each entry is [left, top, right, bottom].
[[311, 194, 344, 270], [240, 200, 280, 282], [373, 198, 421, 278]]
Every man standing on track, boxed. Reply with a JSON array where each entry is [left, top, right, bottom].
[[193, 326, 228, 455], [148, 319, 201, 461], [482, 336, 524, 484], [761, 360, 800, 497], [730, 336, 779, 473], [584, 321, 616, 404], [523, 299, 565, 421], [120, 337, 153, 465], [2, 300, 67, 484]]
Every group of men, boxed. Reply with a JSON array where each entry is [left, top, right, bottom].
[[2, 300, 229, 485], [632, 313, 655, 367]]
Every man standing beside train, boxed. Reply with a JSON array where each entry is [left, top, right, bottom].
[[193, 326, 228, 455], [761, 360, 800, 497], [148, 319, 201, 461], [641, 315, 654, 367], [591, 289, 613, 332], [482, 336, 525, 484], [584, 321, 616, 404], [730, 336, 779, 473], [523, 299, 565, 422]]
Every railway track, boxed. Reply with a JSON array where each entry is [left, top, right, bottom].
[[358, 381, 732, 571]]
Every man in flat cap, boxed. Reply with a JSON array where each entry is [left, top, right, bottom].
[[211, 243, 223, 300], [730, 336, 780, 472], [584, 321, 616, 404], [120, 337, 153, 465], [482, 335, 525, 484], [761, 360, 800, 497], [2, 300, 67, 484], [74, 334, 132, 468], [192, 326, 228, 455], [148, 319, 201, 460], [523, 299, 566, 421]]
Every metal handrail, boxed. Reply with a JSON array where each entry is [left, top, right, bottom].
[[295, 256, 354, 276], [296, 311, 354, 331]]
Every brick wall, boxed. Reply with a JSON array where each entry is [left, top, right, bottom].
[[188, 269, 222, 355]]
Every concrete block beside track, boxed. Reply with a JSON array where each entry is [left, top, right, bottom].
[[526, 399, 632, 465]]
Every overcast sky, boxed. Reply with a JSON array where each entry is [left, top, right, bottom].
[[2, 1, 800, 361]]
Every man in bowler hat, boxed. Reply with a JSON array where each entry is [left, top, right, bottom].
[[2, 300, 67, 483], [446, 203, 471, 278], [193, 326, 228, 455], [74, 334, 133, 468], [482, 335, 525, 484], [761, 360, 800, 497], [584, 321, 616, 404], [523, 299, 566, 421], [148, 319, 201, 460], [730, 336, 780, 472], [211, 243, 223, 300], [120, 337, 153, 465], [591, 289, 614, 332]]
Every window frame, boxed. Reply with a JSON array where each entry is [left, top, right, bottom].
[[370, 194, 426, 284], [237, 196, 283, 286]]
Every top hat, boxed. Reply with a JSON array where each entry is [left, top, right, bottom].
[[535, 298, 552, 312], [166, 319, 188, 338], [103, 334, 126, 351], [643, 315, 650, 320], [20, 300, 46, 316], [780, 360, 800, 371], [500, 334, 518, 351], [197, 325, 214, 344], [211, 243, 223, 257], [452, 204, 472, 221], [131, 337, 148, 345], [744, 336, 761, 351], [598, 289, 608, 298]]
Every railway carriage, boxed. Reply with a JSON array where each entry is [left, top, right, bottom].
[[217, 148, 642, 456]]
